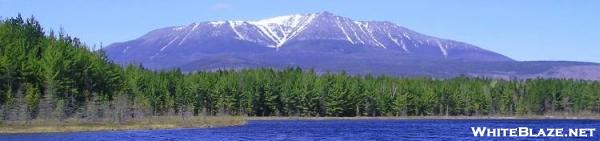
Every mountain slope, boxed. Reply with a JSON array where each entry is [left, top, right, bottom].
[[103, 12, 600, 80]]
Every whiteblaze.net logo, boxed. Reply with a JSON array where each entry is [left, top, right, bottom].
[[471, 127, 595, 138]]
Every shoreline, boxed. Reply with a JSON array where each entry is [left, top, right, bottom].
[[0, 116, 246, 134], [248, 115, 600, 120], [3, 115, 599, 134]]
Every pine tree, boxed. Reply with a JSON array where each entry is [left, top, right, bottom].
[[24, 83, 40, 121]]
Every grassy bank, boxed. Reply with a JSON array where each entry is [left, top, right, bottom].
[[249, 115, 600, 120], [0, 116, 246, 134]]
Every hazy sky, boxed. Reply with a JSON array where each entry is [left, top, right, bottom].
[[1, 0, 599, 62]]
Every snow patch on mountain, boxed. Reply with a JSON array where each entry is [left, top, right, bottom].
[[228, 21, 245, 40], [126, 11, 511, 61], [160, 36, 178, 52], [249, 13, 318, 47], [336, 17, 355, 44], [436, 40, 448, 56]]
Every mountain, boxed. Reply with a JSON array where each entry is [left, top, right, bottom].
[[104, 12, 600, 80]]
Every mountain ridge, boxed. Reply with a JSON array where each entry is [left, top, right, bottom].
[[103, 12, 600, 80]]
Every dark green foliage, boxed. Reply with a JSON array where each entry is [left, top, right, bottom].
[[0, 16, 599, 122]]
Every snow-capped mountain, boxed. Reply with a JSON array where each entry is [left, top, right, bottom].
[[104, 12, 600, 80]]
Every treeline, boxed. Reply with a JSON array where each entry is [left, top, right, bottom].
[[0, 15, 122, 122], [1, 16, 600, 123]]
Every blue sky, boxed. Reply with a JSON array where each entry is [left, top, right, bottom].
[[1, 0, 599, 62]]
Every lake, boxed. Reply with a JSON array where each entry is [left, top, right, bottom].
[[1, 119, 598, 140]]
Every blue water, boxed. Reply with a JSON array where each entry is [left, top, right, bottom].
[[1, 119, 599, 141]]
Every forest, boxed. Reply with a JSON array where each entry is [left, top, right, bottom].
[[1, 15, 600, 123]]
